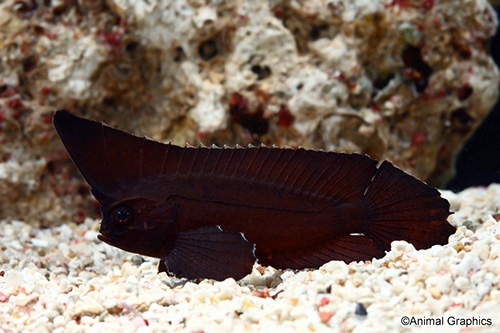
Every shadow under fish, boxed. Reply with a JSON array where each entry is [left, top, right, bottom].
[[53, 110, 456, 281]]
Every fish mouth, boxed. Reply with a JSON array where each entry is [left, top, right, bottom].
[[97, 233, 114, 244]]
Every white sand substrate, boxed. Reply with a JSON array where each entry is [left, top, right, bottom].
[[1, 184, 500, 332]]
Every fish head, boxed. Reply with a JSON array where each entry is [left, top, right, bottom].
[[53, 110, 177, 258], [95, 190, 175, 258]]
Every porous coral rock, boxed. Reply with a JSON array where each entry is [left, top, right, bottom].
[[0, 0, 498, 224]]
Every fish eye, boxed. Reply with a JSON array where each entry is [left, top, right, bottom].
[[111, 206, 133, 224]]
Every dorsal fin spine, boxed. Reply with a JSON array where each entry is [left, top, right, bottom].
[[272, 148, 298, 186], [289, 153, 315, 193], [212, 145, 226, 176], [221, 147, 237, 175], [307, 157, 334, 196], [298, 153, 327, 195], [243, 145, 261, 178], [233, 146, 249, 178], [311, 154, 345, 198], [160, 142, 172, 175], [325, 160, 372, 200], [281, 149, 306, 190], [175, 146, 187, 175], [250, 147, 273, 185], [202, 146, 215, 174], [187, 145, 202, 174], [265, 149, 286, 186]]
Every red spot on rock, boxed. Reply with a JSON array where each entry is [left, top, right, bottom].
[[276, 107, 294, 127], [40, 131, 51, 140], [422, 0, 434, 10], [41, 87, 51, 96], [0, 88, 17, 98], [320, 296, 330, 306], [46, 33, 58, 40], [336, 71, 346, 82], [411, 131, 426, 146], [235, 13, 248, 20], [229, 92, 249, 116], [97, 30, 124, 53], [0, 291, 8, 302], [457, 84, 473, 101], [6, 99, 22, 110], [76, 209, 86, 223], [368, 100, 381, 112], [229, 92, 269, 135], [42, 114, 53, 124], [32, 25, 45, 34], [432, 88, 447, 99], [273, 6, 283, 18]]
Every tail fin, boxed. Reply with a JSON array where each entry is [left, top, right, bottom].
[[364, 161, 455, 250]]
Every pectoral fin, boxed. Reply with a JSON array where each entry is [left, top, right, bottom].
[[160, 226, 255, 281]]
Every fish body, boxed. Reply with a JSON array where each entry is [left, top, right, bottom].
[[53, 110, 455, 281], [121, 174, 365, 258]]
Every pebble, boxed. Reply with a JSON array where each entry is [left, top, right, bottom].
[[355, 303, 368, 316], [53, 315, 66, 328]]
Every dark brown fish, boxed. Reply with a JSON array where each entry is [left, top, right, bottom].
[[53, 110, 455, 281]]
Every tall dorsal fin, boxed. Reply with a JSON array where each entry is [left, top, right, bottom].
[[54, 110, 165, 193], [54, 110, 378, 204]]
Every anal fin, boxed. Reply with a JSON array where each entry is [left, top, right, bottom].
[[261, 234, 386, 270], [161, 226, 255, 281]]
